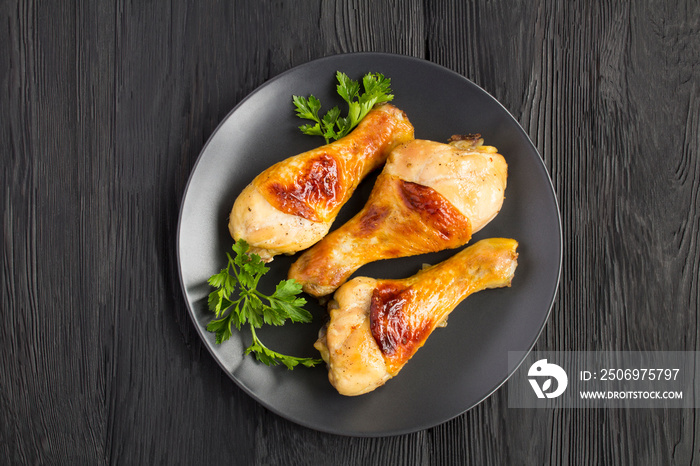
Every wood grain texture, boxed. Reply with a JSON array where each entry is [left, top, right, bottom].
[[1, 0, 698, 464]]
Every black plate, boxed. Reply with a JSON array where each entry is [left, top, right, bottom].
[[177, 53, 562, 436]]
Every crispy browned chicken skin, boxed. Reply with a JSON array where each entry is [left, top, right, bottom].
[[315, 238, 519, 396], [229, 103, 414, 261], [289, 135, 508, 296]]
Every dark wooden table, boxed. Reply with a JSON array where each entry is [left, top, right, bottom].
[[2, 1, 699, 464]]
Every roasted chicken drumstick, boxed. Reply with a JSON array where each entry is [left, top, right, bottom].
[[229, 103, 414, 261], [289, 135, 507, 296], [314, 238, 519, 396]]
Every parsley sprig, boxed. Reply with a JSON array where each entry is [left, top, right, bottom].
[[206, 240, 322, 369], [292, 71, 394, 143]]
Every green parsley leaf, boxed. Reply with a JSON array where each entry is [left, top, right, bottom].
[[206, 239, 322, 369], [336, 72, 360, 103], [293, 95, 324, 137], [292, 71, 394, 143], [245, 326, 315, 370]]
